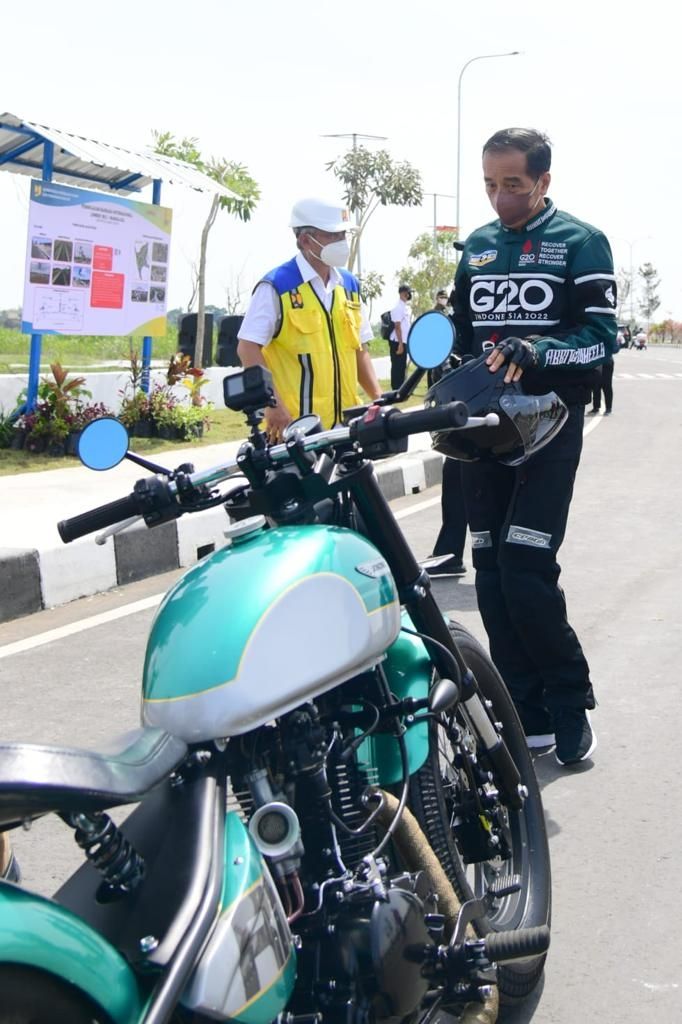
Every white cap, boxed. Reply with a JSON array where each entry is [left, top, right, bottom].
[[290, 197, 354, 233]]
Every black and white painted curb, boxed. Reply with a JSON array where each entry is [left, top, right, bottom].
[[0, 451, 444, 625]]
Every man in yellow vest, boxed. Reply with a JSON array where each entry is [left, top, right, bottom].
[[237, 198, 383, 437]]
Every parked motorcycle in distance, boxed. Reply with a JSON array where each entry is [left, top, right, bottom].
[[0, 312, 551, 1024]]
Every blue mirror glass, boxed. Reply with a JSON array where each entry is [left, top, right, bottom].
[[406, 310, 455, 369], [77, 417, 130, 471]]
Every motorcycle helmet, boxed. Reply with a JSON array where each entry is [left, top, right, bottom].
[[425, 353, 568, 466]]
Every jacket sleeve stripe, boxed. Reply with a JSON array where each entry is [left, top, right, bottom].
[[574, 272, 617, 284]]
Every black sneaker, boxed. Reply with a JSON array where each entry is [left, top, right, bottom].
[[0, 850, 21, 884], [586, 409, 600, 416], [554, 709, 597, 766], [421, 555, 467, 578]]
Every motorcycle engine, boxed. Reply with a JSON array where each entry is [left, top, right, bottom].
[[311, 870, 437, 1023]]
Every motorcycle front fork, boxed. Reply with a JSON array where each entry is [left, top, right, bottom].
[[347, 460, 523, 810]]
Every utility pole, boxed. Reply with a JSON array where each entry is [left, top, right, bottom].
[[321, 132, 387, 279], [424, 191, 456, 247]]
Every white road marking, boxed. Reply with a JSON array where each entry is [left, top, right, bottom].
[[0, 595, 164, 660], [394, 496, 441, 520]]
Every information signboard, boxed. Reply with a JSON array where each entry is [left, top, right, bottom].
[[22, 180, 172, 336]]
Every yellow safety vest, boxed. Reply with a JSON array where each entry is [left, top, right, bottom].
[[260, 259, 363, 428]]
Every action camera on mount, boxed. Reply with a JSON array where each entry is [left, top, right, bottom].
[[223, 365, 276, 414]]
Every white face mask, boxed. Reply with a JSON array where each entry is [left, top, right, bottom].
[[308, 235, 350, 268]]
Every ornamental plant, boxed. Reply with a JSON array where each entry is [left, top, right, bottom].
[[181, 367, 210, 407]]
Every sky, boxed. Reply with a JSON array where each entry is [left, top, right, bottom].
[[1, 0, 680, 326]]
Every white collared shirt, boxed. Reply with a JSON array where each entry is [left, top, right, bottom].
[[238, 252, 373, 345], [389, 298, 412, 344]]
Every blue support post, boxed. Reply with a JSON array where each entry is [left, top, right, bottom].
[[141, 178, 163, 393], [24, 141, 55, 412]]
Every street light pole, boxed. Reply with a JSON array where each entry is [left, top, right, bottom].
[[321, 131, 387, 279], [455, 50, 520, 244]]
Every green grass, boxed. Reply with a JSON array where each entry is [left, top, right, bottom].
[[0, 328, 181, 374], [0, 377, 427, 477], [0, 328, 390, 373]]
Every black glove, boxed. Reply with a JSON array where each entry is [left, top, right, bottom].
[[493, 336, 538, 370]]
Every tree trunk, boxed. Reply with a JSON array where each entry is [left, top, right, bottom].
[[195, 194, 220, 368]]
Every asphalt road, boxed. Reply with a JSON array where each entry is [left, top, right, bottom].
[[2, 347, 681, 1022]]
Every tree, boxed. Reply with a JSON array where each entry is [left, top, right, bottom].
[[224, 269, 248, 316], [326, 146, 422, 273], [395, 232, 458, 317], [637, 262, 661, 327], [152, 131, 260, 367], [357, 270, 384, 319], [615, 267, 632, 323], [166, 307, 183, 328]]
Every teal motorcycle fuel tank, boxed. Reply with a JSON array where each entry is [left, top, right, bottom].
[[142, 524, 401, 741]]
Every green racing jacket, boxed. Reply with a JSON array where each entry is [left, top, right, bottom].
[[452, 199, 618, 403]]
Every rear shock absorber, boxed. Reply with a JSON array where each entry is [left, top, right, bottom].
[[66, 811, 146, 901]]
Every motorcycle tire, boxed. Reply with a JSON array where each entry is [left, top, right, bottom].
[[0, 964, 108, 1024], [409, 619, 551, 1004]]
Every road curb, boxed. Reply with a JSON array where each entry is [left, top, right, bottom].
[[0, 450, 444, 624]]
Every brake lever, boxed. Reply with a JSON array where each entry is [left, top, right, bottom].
[[95, 516, 142, 545]]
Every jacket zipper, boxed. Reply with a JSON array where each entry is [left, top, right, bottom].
[[311, 288, 342, 425]]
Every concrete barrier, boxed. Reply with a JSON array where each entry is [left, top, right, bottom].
[[0, 449, 444, 624]]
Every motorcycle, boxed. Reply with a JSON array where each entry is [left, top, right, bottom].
[[0, 312, 551, 1024]]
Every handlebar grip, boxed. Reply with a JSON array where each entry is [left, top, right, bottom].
[[58, 493, 143, 544], [385, 400, 469, 439], [483, 925, 551, 963]]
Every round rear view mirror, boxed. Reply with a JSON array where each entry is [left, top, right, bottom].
[[77, 417, 130, 471], [407, 310, 455, 370]]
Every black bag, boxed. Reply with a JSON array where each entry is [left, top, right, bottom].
[[379, 310, 393, 341]]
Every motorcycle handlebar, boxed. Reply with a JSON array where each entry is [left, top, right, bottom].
[[58, 493, 144, 544], [384, 400, 469, 438], [57, 398, 485, 543]]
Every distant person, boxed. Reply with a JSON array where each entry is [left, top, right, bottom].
[[389, 284, 413, 389], [422, 288, 468, 577], [588, 334, 617, 415], [634, 328, 647, 350], [237, 198, 382, 437]]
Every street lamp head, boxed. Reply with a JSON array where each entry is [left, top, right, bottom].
[[455, 49, 524, 240]]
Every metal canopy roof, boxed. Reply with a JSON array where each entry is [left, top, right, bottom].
[[0, 112, 238, 198]]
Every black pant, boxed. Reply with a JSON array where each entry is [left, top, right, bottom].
[[432, 457, 467, 561], [389, 343, 407, 390], [591, 360, 614, 412], [461, 405, 594, 719]]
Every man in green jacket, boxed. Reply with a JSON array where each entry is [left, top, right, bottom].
[[452, 127, 617, 766]]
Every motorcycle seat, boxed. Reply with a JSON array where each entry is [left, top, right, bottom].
[[0, 727, 188, 828]]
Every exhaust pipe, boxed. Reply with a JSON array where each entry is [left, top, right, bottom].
[[375, 791, 499, 1024]]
